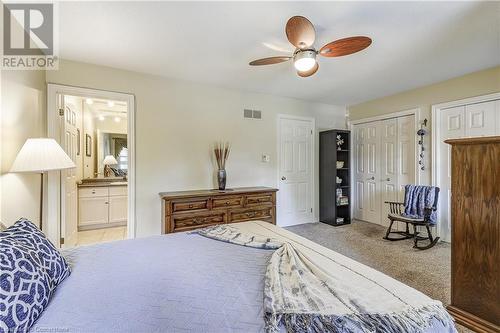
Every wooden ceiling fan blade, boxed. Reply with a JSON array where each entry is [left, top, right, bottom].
[[285, 16, 315, 49], [249, 56, 291, 66], [297, 62, 319, 77], [319, 36, 372, 57]]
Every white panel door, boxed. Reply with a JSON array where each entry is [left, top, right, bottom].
[[397, 115, 416, 199], [353, 125, 366, 220], [380, 119, 398, 227], [278, 117, 313, 226], [364, 122, 381, 224], [396, 115, 416, 230], [353, 122, 381, 224], [465, 101, 497, 137], [439, 106, 465, 242], [61, 101, 78, 248]]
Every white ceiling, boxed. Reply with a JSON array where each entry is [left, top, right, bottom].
[[59, 1, 500, 106], [65, 95, 127, 118]]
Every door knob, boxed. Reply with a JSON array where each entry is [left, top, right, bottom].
[[367, 176, 375, 180], [383, 178, 391, 181], [281, 176, 286, 180]]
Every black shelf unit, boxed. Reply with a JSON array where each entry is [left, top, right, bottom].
[[319, 129, 351, 226]]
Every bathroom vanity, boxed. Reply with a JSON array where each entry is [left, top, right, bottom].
[[78, 179, 127, 230]]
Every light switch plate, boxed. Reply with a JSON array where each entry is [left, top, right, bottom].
[[261, 154, 270, 163]]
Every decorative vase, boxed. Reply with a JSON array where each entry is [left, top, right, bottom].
[[217, 169, 227, 190]]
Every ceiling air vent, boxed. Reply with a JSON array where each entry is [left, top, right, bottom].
[[243, 109, 262, 120]]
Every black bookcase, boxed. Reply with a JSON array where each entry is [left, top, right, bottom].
[[319, 130, 351, 226]]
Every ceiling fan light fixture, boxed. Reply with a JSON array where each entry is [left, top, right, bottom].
[[249, 15, 372, 78], [293, 50, 317, 72]]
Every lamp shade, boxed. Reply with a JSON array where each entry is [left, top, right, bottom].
[[103, 155, 118, 165], [10, 138, 75, 173]]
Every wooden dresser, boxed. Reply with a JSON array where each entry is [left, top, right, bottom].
[[445, 136, 499, 333], [160, 187, 278, 233]]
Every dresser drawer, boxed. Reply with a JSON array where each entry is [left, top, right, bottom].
[[79, 187, 109, 198], [172, 198, 209, 213], [229, 206, 274, 223], [170, 211, 226, 232], [245, 193, 274, 206], [212, 195, 243, 209]]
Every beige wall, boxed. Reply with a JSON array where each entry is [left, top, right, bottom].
[[0, 70, 47, 227], [348, 65, 500, 184], [349, 66, 500, 120], [47, 60, 346, 237]]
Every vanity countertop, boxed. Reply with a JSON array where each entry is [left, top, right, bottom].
[[78, 181, 127, 188]]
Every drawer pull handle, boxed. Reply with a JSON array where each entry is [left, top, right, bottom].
[[189, 204, 193, 208], [246, 212, 256, 218], [225, 201, 230, 205], [91, 191, 96, 194], [193, 218, 206, 224]]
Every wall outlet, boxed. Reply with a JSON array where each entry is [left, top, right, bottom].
[[261, 154, 270, 163]]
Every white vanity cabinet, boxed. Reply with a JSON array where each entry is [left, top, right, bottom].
[[78, 185, 127, 229], [108, 186, 128, 224]]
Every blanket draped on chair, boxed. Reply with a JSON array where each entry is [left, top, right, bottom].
[[198, 224, 455, 333], [403, 185, 438, 225]]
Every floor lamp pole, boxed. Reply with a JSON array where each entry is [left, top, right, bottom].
[[40, 172, 43, 231]]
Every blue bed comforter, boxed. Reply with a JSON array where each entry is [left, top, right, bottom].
[[31, 230, 455, 333]]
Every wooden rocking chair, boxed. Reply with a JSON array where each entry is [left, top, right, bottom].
[[383, 186, 440, 250]]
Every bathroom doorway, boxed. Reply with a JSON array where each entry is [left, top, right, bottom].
[[47, 84, 135, 248]]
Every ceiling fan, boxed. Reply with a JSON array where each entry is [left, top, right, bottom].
[[249, 16, 372, 77]]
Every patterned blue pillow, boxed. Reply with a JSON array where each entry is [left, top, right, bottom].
[[0, 218, 71, 332]]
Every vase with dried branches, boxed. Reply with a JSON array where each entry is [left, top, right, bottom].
[[214, 142, 231, 190]]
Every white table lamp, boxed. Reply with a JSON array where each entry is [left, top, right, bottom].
[[103, 155, 118, 177], [10, 138, 75, 230]]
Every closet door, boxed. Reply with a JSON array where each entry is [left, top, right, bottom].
[[465, 101, 496, 137], [379, 115, 415, 228], [396, 116, 416, 230], [353, 125, 366, 221], [365, 123, 382, 224], [354, 123, 381, 223], [380, 119, 398, 227], [397, 115, 416, 199], [353, 122, 382, 224], [439, 106, 465, 242]]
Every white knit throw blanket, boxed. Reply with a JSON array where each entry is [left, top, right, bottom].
[[198, 222, 456, 333]]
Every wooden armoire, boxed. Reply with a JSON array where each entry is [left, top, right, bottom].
[[445, 136, 499, 333]]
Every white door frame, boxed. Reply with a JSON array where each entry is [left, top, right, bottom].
[[348, 108, 421, 220], [431, 91, 500, 239], [276, 114, 316, 225], [47, 83, 136, 247]]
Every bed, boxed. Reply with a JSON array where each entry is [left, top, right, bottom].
[[31, 221, 456, 332]]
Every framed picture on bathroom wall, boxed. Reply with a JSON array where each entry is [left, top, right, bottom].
[[77, 129, 81, 156], [85, 134, 92, 157]]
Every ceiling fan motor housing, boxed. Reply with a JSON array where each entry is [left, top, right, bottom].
[[293, 49, 317, 72]]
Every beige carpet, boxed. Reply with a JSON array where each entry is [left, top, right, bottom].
[[285, 220, 472, 333]]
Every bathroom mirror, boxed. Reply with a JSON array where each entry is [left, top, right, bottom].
[[97, 133, 128, 177], [80, 97, 128, 179]]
